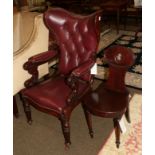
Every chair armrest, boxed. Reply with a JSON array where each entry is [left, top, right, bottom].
[[23, 50, 58, 88], [28, 50, 58, 65], [72, 59, 95, 77], [66, 59, 95, 105]]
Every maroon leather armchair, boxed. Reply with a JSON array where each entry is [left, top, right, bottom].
[[82, 45, 135, 148], [21, 8, 101, 147]]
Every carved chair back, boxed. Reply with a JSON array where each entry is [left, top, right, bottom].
[[43, 8, 101, 80], [104, 45, 135, 92]]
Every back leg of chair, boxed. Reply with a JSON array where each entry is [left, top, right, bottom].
[[125, 106, 131, 123], [13, 96, 19, 118], [82, 104, 94, 138], [60, 115, 71, 148], [18, 92, 23, 102], [23, 98, 32, 125], [113, 118, 121, 148]]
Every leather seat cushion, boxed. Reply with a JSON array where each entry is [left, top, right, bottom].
[[22, 76, 88, 113]]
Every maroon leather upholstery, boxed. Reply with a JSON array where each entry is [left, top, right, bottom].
[[82, 45, 135, 148], [21, 8, 101, 147], [23, 76, 89, 114], [29, 50, 58, 64], [43, 8, 100, 76]]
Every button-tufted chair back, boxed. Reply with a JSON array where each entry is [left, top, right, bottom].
[[44, 8, 101, 76]]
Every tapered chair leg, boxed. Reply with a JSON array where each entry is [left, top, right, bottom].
[[82, 104, 94, 138], [113, 118, 121, 148], [60, 115, 71, 148], [23, 99, 32, 125], [125, 106, 131, 123]]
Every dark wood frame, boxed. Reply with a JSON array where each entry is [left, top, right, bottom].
[[82, 45, 134, 148]]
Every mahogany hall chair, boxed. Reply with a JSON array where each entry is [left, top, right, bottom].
[[82, 45, 134, 148], [21, 8, 101, 147]]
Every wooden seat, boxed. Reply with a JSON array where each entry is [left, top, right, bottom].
[[83, 85, 129, 118], [82, 45, 135, 148]]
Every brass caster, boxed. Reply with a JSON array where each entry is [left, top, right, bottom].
[[27, 120, 32, 125], [65, 142, 71, 150], [116, 142, 120, 148], [90, 132, 94, 138]]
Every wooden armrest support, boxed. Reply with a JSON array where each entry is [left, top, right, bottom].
[[66, 59, 95, 105], [23, 50, 58, 88]]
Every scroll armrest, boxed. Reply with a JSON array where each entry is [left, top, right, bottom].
[[72, 59, 95, 77], [28, 50, 58, 65], [23, 50, 58, 88]]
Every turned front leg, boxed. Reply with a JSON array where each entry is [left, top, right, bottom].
[[60, 115, 71, 148], [82, 104, 94, 138], [113, 118, 121, 148]]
